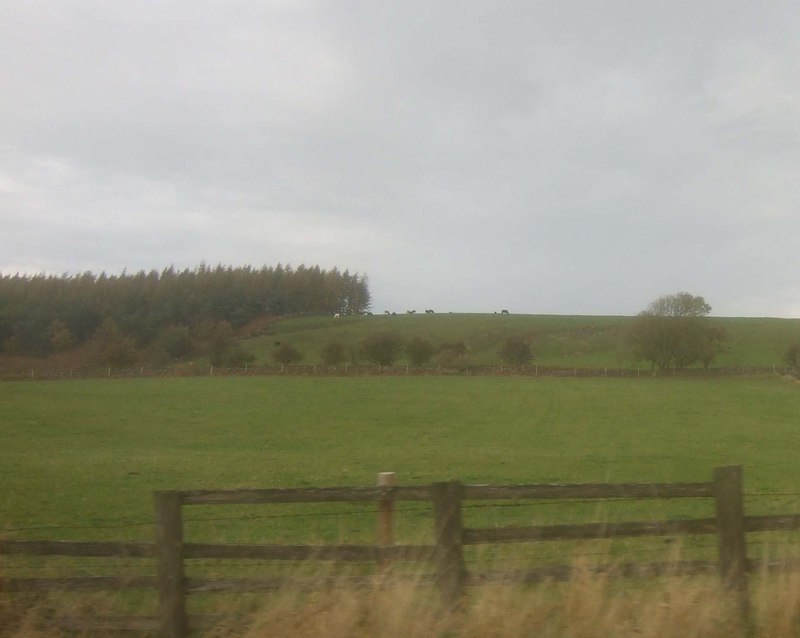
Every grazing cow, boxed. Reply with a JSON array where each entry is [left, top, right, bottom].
[[406, 310, 416, 314], [333, 313, 340, 318], [425, 309, 435, 314], [384, 310, 390, 315], [501, 309, 510, 315]]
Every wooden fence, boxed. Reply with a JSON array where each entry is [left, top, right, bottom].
[[5, 465, 800, 636], [3, 362, 791, 381]]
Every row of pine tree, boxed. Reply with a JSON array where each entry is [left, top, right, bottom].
[[0, 263, 370, 359]]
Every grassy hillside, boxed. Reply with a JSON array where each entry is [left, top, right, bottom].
[[2, 313, 797, 374], [243, 313, 800, 368]]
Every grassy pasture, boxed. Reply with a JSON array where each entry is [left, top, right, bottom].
[[2, 374, 799, 544], [244, 313, 800, 368], [2, 374, 800, 635]]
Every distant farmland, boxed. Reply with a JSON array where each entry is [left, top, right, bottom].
[[2, 313, 798, 376], [243, 313, 800, 369]]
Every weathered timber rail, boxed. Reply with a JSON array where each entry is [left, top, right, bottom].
[[6, 466, 800, 636]]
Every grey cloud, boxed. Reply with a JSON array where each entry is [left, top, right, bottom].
[[1, 1, 799, 316]]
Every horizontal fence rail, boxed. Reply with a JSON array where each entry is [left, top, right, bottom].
[[0, 539, 156, 557], [3, 576, 157, 592], [182, 543, 435, 562], [463, 517, 720, 544], [179, 485, 432, 505], [462, 482, 714, 500], [3, 363, 790, 382], [7, 466, 800, 637]]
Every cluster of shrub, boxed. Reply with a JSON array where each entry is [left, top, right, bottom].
[[627, 292, 725, 371], [273, 333, 534, 368], [92, 317, 257, 368], [627, 291, 798, 372], [785, 344, 800, 369], [0, 263, 370, 365]]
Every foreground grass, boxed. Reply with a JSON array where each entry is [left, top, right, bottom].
[[228, 572, 758, 638], [2, 375, 800, 634], [5, 561, 800, 637]]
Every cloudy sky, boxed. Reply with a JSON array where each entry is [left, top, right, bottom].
[[1, 1, 798, 317]]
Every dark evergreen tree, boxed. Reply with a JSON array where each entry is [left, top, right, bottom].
[[0, 264, 371, 359]]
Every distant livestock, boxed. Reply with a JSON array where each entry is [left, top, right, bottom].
[[407, 310, 416, 314], [501, 309, 510, 315], [333, 313, 340, 318], [425, 309, 435, 314]]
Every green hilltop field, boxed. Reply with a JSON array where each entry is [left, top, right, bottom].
[[242, 313, 800, 369]]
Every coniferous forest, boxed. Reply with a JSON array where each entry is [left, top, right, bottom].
[[0, 264, 370, 365]]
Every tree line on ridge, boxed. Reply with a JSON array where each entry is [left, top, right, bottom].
[[0, 264, 370, 364]]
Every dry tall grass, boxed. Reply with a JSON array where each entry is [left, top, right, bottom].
[[225, 570, 746, 638], [5, 563, 800, 637]]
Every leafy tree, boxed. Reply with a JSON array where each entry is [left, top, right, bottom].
[[273, 343, 303, 365], [698, 326, 727, 369], [628, 292, 723, 371], [784, 344, 800, 368], [406, 337, 435, 366], [320, 341, 347, 366], [47, 319, 74, 352], [361, 332, 403, 366], [499, 336, 533, 365], [193, 319, 236, 367], [2, 336, 19, 355], [627, 312, 674, 370], [157, 325, 193, 360], [93, 318, 137, 367], [647, 292, 711, 317], [434, 340, 468, 367], [224, 345, 256, 367], [439, 340, 467, 356]]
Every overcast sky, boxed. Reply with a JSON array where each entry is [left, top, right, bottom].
[[1, 2, 798, 317]]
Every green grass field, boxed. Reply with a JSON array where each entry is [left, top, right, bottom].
[[3, 374, 800, 545], [3, 374, 800, 636]]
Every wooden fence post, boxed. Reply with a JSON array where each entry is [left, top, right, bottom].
[[432, 480, 466, 607], [155, 491, 186, 638], [713, 465, 749, 625], [377, 472, 397, 572]]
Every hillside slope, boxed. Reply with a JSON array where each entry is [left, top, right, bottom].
[[244, 313, 800, 369]]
